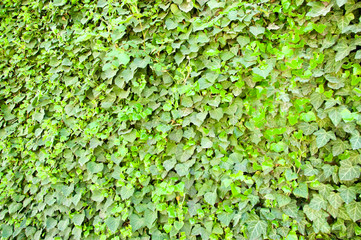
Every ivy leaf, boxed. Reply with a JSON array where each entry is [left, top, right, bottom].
[[105, 217, 121, 233], [179, 1, 193, 12], [340, 108, 356, 122], [298, 122, 318, 135], [338, 186, 357, 204], [328, 192, 344, 209], [346, 201, 361, 222], [338, 13, 354, 31], [207, 0, 225, 9], [237, 36, 250, 48], [334, 41, 353, 62], [2, 225, 13, 238], [58, 219, 69, 231], [120, 185, 135, 200], [46, 218, 57, 230], [252, 63, 273, 79], [350, 134, 361, 150], [209, 108, 223, 121], [201, 137, 213, 149], [91, 189, 104, 202], [300, 111, 316, 122], [144, 209, 157, 229], [72, 213, 85, 226], [217, 211, 235, 226], [310, 92, 325, 110], [309, 194, 327, 211], [250, 26, 265, 37], [339, 159, 360, 181], [270, 142, 286, 153], [313, 129, 336, 148], [306, 2, 332, 17], [86, 162, 104, 174], [204, 191, 217, 205], [328, 108, 342, 126], [129, 214, 145, 232], [97, 0, 107, 8], [247, 214, 268, 239], [293, 182, 308, 199], [163, 158, 177, 171], [332, 139, 349, 156], [53, 0, 67, 6], [336, 0, 347, 7], [118, 52, 130, 66]]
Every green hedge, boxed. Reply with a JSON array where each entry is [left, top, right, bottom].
[[1, 0, 361, 239]]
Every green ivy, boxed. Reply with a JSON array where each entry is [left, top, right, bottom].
[[1, 0, 361, 239]]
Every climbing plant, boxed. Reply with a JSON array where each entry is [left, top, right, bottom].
[[1, 0, 361, 239]]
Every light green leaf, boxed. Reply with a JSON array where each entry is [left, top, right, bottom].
[[62, 58, 72, 66], [285, 231, 298, 240], [209, 108, 223, 121], [346, 201, 361, 222], [201, 137, 213, 149], [207, 0, 225, 9], [336, 0, 348, 7], [328, 108, 342, 126], [247, 214, 267, 239], [310, 92, 324, 110], [105, 217, 121, 233], [300, 111, 316, 122], [253, 63, 273, 79], [334, 41, 353, 62], [86, 162, 104, 174], [338, 13, 354, 31], [332, 139, 349, 156], [72, 213, 85, 226], [64, 76, 78, 86], [298, 122, 318, 135], [338, 185, 357, 204], [356, 50, 361, 59], [2, 225, 13, 238], [340, 108, 356, 122], [58, 219, 69, 231], [33, 109, 45, 122], [236, 36, 250, 48], [309, 194, 327, 211], [270, 142, 286, 153], [53, 0, 67, 6], [129, 214, 145, 232], [89, 138, 103, 149], [175, 163, 189, 177], [120, 185, 135, 200], [163, 158, 177, 171], [293, 182, 308, 199], [249, 26, 265, 37], [217, 211, 235, 226], [306, 2, 332, 17], [339, 160, 360, 181], [204, 191, 217, 205], [313, 129, 336, 148], [174, 220, 184, 230], [91, 189, 104, 202], [276, 194, 291, 207], [144, 209, 157, 228], [97, 0, 107, 8], [46, 218, 57, 230], [350, 134, 361, 150], [179, 1, 193, 12], [328, 192, 344, 209], [118, 52, 130, 66]]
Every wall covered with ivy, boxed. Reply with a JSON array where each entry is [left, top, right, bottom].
[[1, 0, 361, 239]]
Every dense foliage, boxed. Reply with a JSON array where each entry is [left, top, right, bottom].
[[1, 0, 361, 239]]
